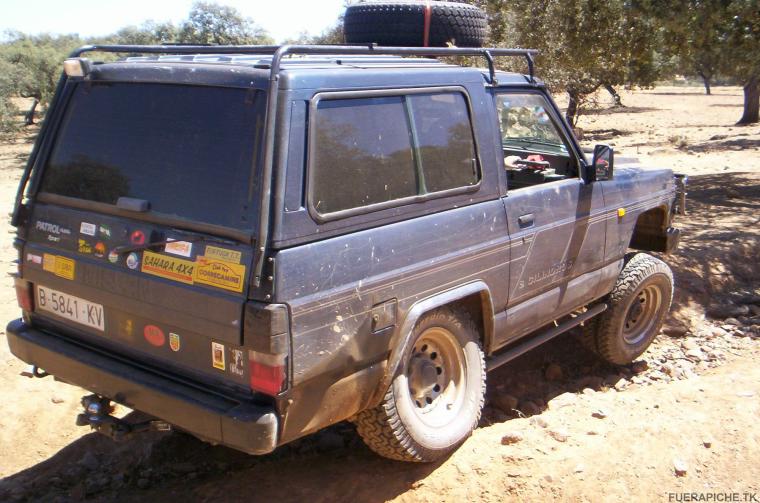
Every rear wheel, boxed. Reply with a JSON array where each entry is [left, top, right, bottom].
[[581, 253, 673, 364], [355, 307, 485, 462]]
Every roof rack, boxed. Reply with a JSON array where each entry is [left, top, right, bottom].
[[14, 44, 539, 287]]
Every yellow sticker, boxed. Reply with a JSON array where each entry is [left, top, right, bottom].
[[43, 253, 56, 273], [194, 256, 246, 293], [141, 250, 195, 284], [78, 239, 93, 254], [204, 245, 242, 264], [43, 253, 75, 280]]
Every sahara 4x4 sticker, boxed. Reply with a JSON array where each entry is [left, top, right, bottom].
[[141, 251, 194, 284], [194, 256, 246, 293], [42, 254, 75, 280]]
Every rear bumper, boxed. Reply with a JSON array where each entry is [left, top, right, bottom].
[[6, 319, 278, 455]]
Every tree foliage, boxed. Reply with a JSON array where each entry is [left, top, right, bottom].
[[493, 0, 661, 125], [0, 2, 274, 133], [177, 2, 272, 45]]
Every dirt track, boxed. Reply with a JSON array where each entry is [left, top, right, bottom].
[[0, 87, 759, 502]]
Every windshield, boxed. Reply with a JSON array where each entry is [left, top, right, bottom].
[[40, 82, 264, 230]]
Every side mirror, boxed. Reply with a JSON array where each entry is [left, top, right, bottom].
[[591, 144, 614, 181]]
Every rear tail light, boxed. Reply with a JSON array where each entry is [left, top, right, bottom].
[[243, 302, 290, 396], [249, 351, 287, 396], [14, 278, 33, 312]]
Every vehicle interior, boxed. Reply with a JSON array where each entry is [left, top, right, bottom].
[[496, 93, 578, 190]]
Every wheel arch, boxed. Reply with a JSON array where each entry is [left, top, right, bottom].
[[629, 204, 673, 253], [369, 281, 494, 407]]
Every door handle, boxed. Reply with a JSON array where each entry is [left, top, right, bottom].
[[518, 213, 535, 228]]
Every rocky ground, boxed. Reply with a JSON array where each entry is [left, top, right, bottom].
[[0, 87, 759, 502]]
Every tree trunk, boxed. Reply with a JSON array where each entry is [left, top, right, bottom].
[[698, 71, 711, 95], [604, 83, 624, 107], [565, 88, 580, 126], [738, 75, 759, 125], [24, 99, 39, 126]]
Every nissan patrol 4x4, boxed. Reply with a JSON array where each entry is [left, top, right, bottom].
[[6, 43, 685, 462]]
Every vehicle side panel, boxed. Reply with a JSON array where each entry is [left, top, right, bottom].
[[273, 200, 510, 441], [598, 166, 676, 262]]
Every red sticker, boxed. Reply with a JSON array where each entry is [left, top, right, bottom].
[[130, 230, 146, 245], [143, 325, 165, 347]]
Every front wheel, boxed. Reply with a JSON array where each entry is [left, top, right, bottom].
[[355, 307, 485, 462], [582, 253, 673, 365]]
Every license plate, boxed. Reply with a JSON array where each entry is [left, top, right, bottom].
[[36, 285, 105, 331]]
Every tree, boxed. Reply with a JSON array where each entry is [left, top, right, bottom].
[[0, 33, 81, 107], [177, 2, 273, 45], [725, 0, 760, 124], [658, 1, 729, 95], [493, 0, 662, 125], [114, 21, 178, 45]]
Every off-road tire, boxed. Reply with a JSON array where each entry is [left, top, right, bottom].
[[354, 307, 486, 462], [582, 253, 673, 365], [344, 1, 488, 48]]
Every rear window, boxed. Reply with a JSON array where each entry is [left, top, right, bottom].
[[310, 90, 480, 216], [40, 83, 264, 230]]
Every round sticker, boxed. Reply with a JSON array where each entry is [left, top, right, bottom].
[[143, 325, 165, 347], [130, 230, 146, 245], [108, 250, 119, 263], [126, 252, 140, 270]]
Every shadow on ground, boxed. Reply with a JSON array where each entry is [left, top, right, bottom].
[[1, 174, 758, 503]]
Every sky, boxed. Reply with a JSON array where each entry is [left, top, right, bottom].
[[0, 0, 346, 43]]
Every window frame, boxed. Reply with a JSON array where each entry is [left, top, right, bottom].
[[494, 89, 583, 190], [306, 86, 483, 223]]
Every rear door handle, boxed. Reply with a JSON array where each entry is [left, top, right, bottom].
[[518, 213, 534, 228]]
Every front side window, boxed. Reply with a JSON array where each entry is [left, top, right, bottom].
[[496, 93, 577, 190], [311, 91, 479, 216]]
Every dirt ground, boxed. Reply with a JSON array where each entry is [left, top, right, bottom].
[[0, 86, 759, 502]]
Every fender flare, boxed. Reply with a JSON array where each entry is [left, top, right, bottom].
[[370, 281, 495, 406]]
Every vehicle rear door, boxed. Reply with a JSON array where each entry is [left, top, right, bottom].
[[20, 80, 265, 391]]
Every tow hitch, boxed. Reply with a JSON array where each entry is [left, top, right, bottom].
[[76, 394, 171, 441]]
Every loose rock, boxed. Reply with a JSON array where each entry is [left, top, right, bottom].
[[519, 401, 540, 416], [663, 324, 689, 337], [685, 349, 704, 361], [673, 458, 688, 477], [544, 363, 563, 382], [591, 409, 608, 419], [631, 360, 649, 373], [547, 429, 568, 442], [548, 392, 576, 410], [491, 393, 519, 414], [501, 432, 524, 445]]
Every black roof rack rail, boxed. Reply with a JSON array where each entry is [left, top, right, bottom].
[[13, 43, 539, 288]]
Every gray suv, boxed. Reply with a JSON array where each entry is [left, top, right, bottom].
[[6, 44, 685, 463]]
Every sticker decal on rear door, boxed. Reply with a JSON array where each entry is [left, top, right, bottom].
[[42, 253, 75, 280], [141, 251, 194, 284], [212, 342, 226, 371], [194, 256, 246, 293]]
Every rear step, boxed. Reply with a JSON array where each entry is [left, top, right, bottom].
[[486, 303, 607, 371]]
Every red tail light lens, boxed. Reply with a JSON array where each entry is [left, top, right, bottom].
[[249, 350, 287, 396], [14, 278, 33, 312]]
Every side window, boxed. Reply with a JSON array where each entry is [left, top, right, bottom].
[[310, 91, 480, 217], [408, 93, 478, 193], [495, 93, 577, 190]]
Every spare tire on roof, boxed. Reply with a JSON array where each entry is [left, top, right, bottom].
[[344, 1, 487, 48]]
